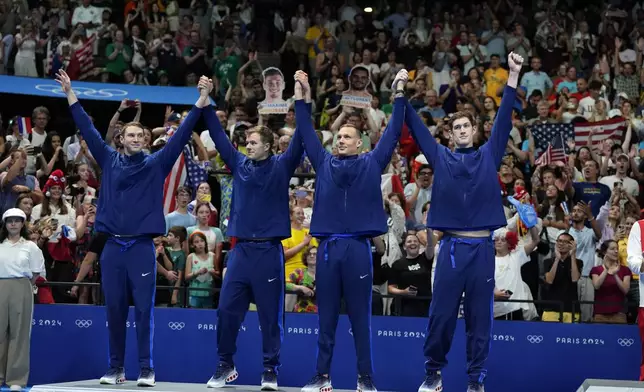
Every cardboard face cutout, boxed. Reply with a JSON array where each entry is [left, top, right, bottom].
[[258, 67, 288, 114], [340, 65, 372, 109]]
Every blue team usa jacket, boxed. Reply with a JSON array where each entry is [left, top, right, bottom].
[[203, 105, 307, 240], [69, 102, 202, 237], [405, 86, 517, 232], [295, 97, 405, 237]]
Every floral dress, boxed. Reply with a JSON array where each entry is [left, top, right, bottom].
[[286, 268, 317, 313]]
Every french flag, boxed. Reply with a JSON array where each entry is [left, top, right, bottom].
[[17, 116, 31, 136]]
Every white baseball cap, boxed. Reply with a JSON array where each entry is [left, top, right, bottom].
[[2, 208, 26, 222]]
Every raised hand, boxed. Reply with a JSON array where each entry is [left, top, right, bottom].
[[391, 68, 409, 90], [294, 70, 309, 100], [508, 52, 524, 73], [55, 70, 72, 94], [197, 76, 213, 96]]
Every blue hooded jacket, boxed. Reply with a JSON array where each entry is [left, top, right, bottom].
[[404, 86, 517, 232], [295, 97, 405, 237], [69, 102, 202, 237], [203, 104, 306, 240]]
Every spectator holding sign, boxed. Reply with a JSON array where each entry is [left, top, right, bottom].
[[258, 67, 288, 115], [340, 65, 372, 109]]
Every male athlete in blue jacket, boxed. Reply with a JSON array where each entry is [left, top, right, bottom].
[[56, 70, 210, 387], [296, 69, 408, 392], [201, 77, 308, 391], [406, 53, 524, 392]]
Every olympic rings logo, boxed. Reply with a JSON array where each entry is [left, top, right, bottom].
[[526, 335, 543, 344], [75, 319, 93, 328], [168, 322, 185, 331], [618, 338, 635, 347], [36, 84, 129, 98]]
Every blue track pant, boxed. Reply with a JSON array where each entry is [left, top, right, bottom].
[[316, 236, 373, 376], [217, 240, 284, 372], [101, 236, 156, 370], [423, 234, 495, 385]]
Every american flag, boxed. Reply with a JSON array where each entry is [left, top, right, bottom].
[[49, 35, 97, 80], [162, 152, 186, 215], [535, 133, 567, 165], [531, 118, 626, 153], [183, 145, 209, 192]]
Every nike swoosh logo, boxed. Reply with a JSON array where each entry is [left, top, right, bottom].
[[486, 278, 493, 282], [360, 274, 368, 279], [268, 278, 277, 282], [142, 272, 151, 277]]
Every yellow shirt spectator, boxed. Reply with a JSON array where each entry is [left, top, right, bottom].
[[282, 206, 318, 278], [484, 67, 509, 106], [618, 237, 638, 280], [305, 25, 328, 59]]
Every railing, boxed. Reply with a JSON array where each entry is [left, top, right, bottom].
[[41, 281, 638, 324]]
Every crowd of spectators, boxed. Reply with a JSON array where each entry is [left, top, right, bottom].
[[3, 0, 644, 325]]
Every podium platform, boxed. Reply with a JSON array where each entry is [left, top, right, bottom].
[[577, 379, 644, 392], [29, 381, 357, 392]]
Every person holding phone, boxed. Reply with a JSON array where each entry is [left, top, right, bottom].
[[388, 230, 436, 317], [187, 182, 218, 227], [492, 227, 540, 321]]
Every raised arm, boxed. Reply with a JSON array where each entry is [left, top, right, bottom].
[[203, 107, 243, 172], [278, 73, 311, 174], [404, 100, 440, 168], [56, 70, 113, 168], [485, 52, 523, 168], [294, 70, 327, 170], [153, 78, 211, 175], [371, 70, 408, 170]]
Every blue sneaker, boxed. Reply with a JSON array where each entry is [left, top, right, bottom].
[[418, 373, 442, 392], [301, 374, 333, 392], [261, 369, 278, 391], [207, 363, 238, 388], [357, 374, 377, 392], [137, 367, 156, 387], [99, 367, 126, 385], [467, 382, 485, 392]]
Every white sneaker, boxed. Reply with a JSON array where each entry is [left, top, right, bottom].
[[418, 373, 443, 392], [137, 368, 156, 387], [99, 367, 126, 385], [10, 385, 23, 392], [207, 363, 238, 388], [261, 369, 278, 391]]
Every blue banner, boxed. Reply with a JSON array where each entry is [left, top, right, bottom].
[[0, 76, 200, 105], [30, 305, 640, 392]]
